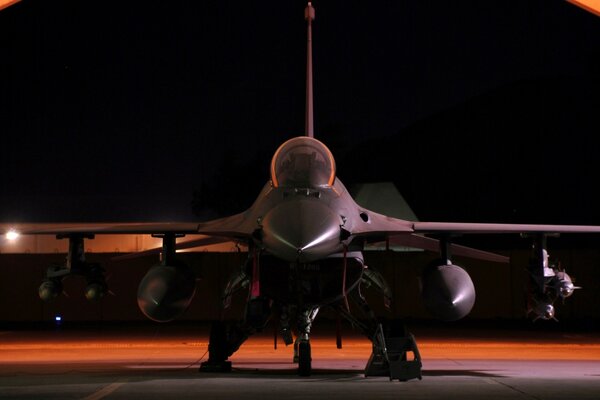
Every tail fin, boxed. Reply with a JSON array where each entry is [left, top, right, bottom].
[[304, 2, 315, 137]]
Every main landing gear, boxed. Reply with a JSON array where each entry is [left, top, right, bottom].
[[364, 322, 422, 381]]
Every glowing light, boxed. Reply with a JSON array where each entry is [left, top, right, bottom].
[[0, 1, 22, 12], [568, 1, 600, 17], [55, 316, 62, 322], [5, 229, 20, 241]]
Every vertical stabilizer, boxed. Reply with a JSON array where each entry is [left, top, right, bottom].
[[304, 2, 315, 137]]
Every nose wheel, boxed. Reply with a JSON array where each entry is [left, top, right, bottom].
[[292, 307, 319, 376]]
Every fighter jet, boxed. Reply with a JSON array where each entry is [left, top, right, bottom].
[[2, 2, 600, 380]]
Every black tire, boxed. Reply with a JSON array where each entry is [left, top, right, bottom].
[[298, 340, 311, 376]]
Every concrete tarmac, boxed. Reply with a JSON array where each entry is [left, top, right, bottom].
[[0, 323, 599, 399]]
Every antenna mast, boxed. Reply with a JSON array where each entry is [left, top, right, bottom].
[[304, 2, 315, 138]]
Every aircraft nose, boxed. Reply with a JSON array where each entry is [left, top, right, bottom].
[[261, 198, 341, 262]]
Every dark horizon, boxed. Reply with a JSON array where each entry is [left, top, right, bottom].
[[1, 0, 599, 223]]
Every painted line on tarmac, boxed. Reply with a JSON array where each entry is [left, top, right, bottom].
[[82, 380, 128, 400], [486, 378, 542, 400]]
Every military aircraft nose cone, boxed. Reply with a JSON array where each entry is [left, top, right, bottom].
[[261, 198, 341, 262]]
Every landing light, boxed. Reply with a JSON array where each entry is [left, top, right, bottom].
[[5, 229, 20, 241]]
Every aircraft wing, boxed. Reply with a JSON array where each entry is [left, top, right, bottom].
[[112, 235, 234, 261], [195, 211, 257, 239], [412, 222, 600, 234], [387, 233, 510, 263], [0, 222, 201, 235], [347, 211, 506, 262], [0, 210, 256, 237], [349, 210, 600, 262], [1, 213, 255, 258]]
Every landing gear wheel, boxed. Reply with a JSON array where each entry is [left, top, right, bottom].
[[298, 340, 312, 376]]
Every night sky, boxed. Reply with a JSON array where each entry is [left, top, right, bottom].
[[1, 0, 599, 224]]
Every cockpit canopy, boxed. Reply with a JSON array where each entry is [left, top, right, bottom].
[[270, 137, 336, 188]]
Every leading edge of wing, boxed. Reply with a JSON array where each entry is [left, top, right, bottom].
[[195, 212, 256, 238], [413, 222, 600, 234], [0, 211, 256, 238], [0, 222, 201, 235]]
